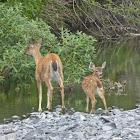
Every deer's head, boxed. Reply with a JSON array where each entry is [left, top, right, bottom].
[[89, 61, 106, 78], [25, 38, 42, 56]]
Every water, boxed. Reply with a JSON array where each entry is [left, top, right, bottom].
[[0, 38, 140, 123]]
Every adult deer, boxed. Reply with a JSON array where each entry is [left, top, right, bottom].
[[25, 38, 65, 113], [82, 61, 109, 115]]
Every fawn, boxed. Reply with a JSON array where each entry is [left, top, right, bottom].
[[25, 38, 65, 113], [82, 61, 109, 115]]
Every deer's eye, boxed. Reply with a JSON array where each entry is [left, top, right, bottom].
[[96, 71, 98, 72]]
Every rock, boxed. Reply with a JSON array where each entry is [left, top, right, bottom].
[[53, 105, 62, 113], [48, 136, 60, 140], [95, 108, 103, 114], [31, 107, 34, 112], [0, 133, 17, 140], [136, 121, 140, 126], [3, 129, 14, 134], [65, 124, 79, 131], [110, 122, 117, 129], [45, 130, 51, 134], [29, 112, 40, 118], [54, 107, 62, 112], [12, 126, 19, 132], [102, 125, 113, 131], [112, 137, 122, 140], [97, 132, 112, 140], [100, 116, 110, 123], [24, 124, 34, 129], [112, 106, 117, 109], [113, 129, 121, 136], [79, 115, 87, 121], [127, 116, 135, 121], [22, 115, 26, 119], [53, 112, 59, 117], [0, 106, 140, 140], [11, 115, 20, 122], [76, 131, 86, 140], [120, 108, 123, 111], [135, 103, 140, 108], [46, 113, 53, 119], [3, 118, 11, 124], [67, 108, 75, 115], [44, 111, 50, 114]]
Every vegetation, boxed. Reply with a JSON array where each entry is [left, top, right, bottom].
[[0, 4, 96, 85], [1, 0, 45, 19], [0, 0, 139, 85], [2, 0, 139, 37], [41, 0, 140, 38]]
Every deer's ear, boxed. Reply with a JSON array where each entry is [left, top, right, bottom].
[[102, 61, 106, 69], [29, 38, 33, 45], [29, 38, 34, 48], [38, 38, 42, 45], [89, 62, 95, 70]]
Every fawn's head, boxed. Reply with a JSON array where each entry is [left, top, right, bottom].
[[89, 61, 106, 78], [25, 38, 42, 56]]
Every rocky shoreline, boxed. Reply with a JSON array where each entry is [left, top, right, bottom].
[[0, 105, 140, 140]]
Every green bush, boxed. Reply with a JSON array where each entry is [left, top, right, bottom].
[[0, 4, 57, 83], [52, 28, 96, 83], [4, 0, 46, 19], [0, 4, 96, 85]]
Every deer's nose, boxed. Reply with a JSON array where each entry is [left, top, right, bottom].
[[99, 74, 102, 77]]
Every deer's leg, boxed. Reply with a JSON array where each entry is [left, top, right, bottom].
[[90, 94, 97, 114], [59, 66, 64, 82], [46, 88, 50, 110], [98, 88, 109, 116], [86, 95, 89, 113], [45, 80, 53, 111], [37, 81, 42, 112], [58, 66, 65, 113], [59, 78, 65, 113]]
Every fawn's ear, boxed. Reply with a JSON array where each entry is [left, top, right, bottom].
[[38, 38, 42, 45], [102, 61, 106, 69], [89, 62, 95, 70], [29, 38, 34, 48]]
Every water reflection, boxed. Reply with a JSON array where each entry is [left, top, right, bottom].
[[0, 38, 140, 123]]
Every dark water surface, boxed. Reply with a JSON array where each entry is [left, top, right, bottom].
[[0, 38, 140, 123]]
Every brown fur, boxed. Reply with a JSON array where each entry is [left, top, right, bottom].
[[25, 38, 65, 113], [82, 63, 109, 115]]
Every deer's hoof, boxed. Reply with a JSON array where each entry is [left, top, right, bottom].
[[38, 108, 42, 113], [90, 111, 94, 114], [48, 109, 53, 112], [62, 108, 66, 114], [106, 111, 109, 116]]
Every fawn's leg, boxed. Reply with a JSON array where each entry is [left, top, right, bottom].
[[90, 94, 97, 114], [37, 81, 42, 112], [86, 95, 89, 113], [45, 80, 53, 111], [98, 88, 109, 115]]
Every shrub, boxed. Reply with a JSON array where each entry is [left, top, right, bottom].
[[0, 4, 96, 85], [3, 0, 45, 19], [0, 4, 57, 83], [52, 28, 96, 83]]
